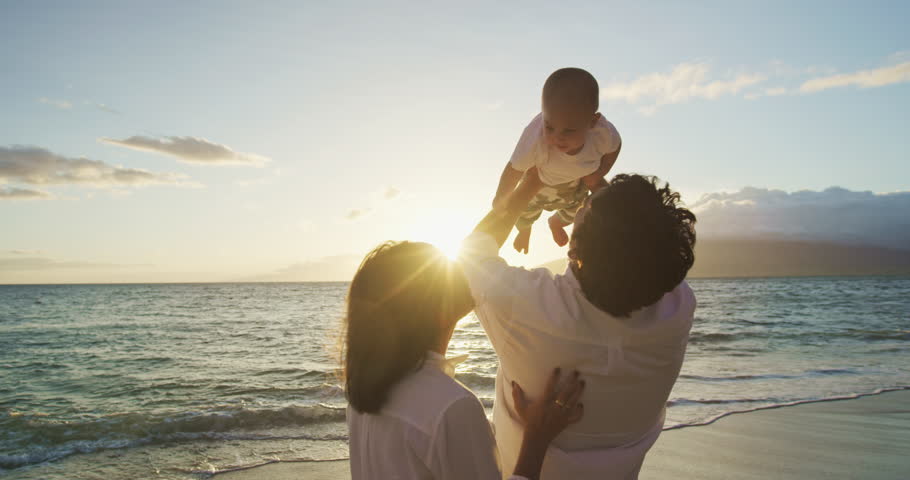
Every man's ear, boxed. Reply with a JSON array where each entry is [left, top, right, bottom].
[[590, 112, 602, 128]]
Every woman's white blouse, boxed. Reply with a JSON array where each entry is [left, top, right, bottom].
[[347, 352, 528, 479]]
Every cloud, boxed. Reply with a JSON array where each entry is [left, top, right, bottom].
[[692, 186, 910, 250], [764, 87, 788, 96], [7, 249, 44, 255], [0, 145, 189, 187], [344, 186, 402, 221], [800, 61, 910, 93], [601, 53, 908, 113], [100, 136, 270, 166], [344, 186, 401, 221], [485, 100, 505, 111], [0, 255, 136, 271], [87, 101, 120, 114], [38, 97, 72, 109], [383, 186, 400, 199], [0, 186, 52, 200], [744, 86, 789, 100], [600, 62, 765, 114], [346, 208, 370, 220]]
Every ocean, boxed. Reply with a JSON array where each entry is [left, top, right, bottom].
[[1, 277, 909, 479]]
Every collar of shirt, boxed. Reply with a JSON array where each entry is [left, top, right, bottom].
[[563, 263, 581, 288], [425, 351, 469, 378]]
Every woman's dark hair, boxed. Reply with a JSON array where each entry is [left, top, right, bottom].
[[342, 241, 474, 413], [572, 174, 696, 317]]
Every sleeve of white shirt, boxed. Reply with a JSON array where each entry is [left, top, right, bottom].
[[459, 231, 553, 319], [508, 113, 544, 172], [426, 395, 507, 480], [593, 117, 622, 154]]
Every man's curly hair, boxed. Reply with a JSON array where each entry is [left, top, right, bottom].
[[572, 174, 696, 317]]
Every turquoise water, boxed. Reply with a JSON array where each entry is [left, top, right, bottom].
[[1, 277, 909, 479]]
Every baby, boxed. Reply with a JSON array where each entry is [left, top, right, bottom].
[[492, 67, 622, 253]]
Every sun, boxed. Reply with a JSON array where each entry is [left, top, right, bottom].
[[407, 214, 474, 261], [433, 236, 463, 261]]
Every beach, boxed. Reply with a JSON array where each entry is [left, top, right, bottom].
[[216, 389, 910, 479]]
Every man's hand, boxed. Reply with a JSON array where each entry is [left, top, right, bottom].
[[492, 194, 509, 211], [581, 172, 607, 191], [472, 167, 545, 249], [493, 163, 525, 209], [504, 168, 544, 214]]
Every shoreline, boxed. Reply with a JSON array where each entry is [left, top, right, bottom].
[[215, 388, 910, 479], [663, 384, 910, 431]]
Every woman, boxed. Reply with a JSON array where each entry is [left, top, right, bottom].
[[343, 241, 585, 480]]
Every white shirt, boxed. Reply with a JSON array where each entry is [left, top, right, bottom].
[[347, 351, 528, 480], [460, 232, 695, 479], [509, 113, 622, 186]]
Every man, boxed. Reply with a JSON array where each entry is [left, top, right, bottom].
[[461, 169, 697, 479]]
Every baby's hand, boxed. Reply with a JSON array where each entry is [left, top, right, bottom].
[[582, 173, 608, 192]]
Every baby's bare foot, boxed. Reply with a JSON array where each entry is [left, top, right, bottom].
[[548, 215, 569, 247], [513, 228, 531, 254]]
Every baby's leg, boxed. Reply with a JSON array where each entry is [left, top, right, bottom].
[[513, 228, 532, 254], [547, 213, 571, 247], [547, 182, 587, 247]]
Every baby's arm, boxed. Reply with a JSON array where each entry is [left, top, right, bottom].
[[492, 163, 524, 209], [582, 143, 622, 192]]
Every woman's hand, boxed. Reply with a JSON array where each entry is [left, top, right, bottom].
[[511, 368, 585, 444], [510, 368, 585, 480]]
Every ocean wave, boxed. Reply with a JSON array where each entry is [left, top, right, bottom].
[[687, 328, 910, 345], [680, 373, 795, 381], [667, 397, 779, 407], [196, 457, 352, 477], [454, 372, 495, 389], [0, 403, 347, 470], [688, 332, 740, 344], [679, 368, 858, 382], [846, 329, 910, 341], [210, 383, 344, 399], [664, 385, 910, 430]]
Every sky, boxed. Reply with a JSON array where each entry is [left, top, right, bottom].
[[1, 0, 908, 283]]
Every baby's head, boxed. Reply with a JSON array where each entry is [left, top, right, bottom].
[[541, 68, 601, 154]]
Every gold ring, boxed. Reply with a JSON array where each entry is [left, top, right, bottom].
[[554, 399, 568, 409]]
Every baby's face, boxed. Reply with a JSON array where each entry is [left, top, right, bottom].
[[541, 103, 599, 155]]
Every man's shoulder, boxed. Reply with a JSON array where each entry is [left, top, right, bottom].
[[647, 280, 696, 332]]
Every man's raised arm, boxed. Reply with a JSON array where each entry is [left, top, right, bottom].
[[473, 167, 544, 249]]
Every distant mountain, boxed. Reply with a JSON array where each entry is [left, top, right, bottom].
[[240, 254, 363, 283], [538, 238, 910, 278]]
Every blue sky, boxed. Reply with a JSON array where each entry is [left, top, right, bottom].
[[1, 1, 908, 283]]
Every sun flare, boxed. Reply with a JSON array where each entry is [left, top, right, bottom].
[[407, 214, 475, 261], [434, 237, 463, 261]]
